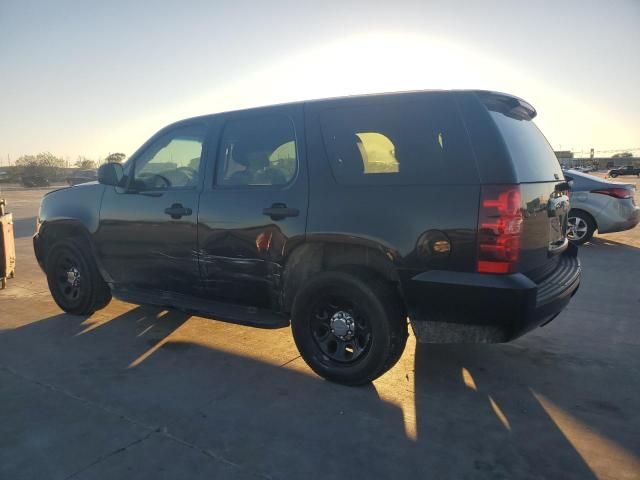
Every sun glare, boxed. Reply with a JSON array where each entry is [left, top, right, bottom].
[[90, 31, 636, 158]]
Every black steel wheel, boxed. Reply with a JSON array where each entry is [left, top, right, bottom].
[[292, 271, 407, 385], [45, 237, 111, 315], [310, 294, 373, 364], [53, 250, 83, 305]]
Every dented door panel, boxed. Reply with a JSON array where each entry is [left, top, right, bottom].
[[196, 104, 308, 310]]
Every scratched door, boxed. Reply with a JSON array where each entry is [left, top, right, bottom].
[[96, 121, 208, 294], [196, 104, 308, 310]]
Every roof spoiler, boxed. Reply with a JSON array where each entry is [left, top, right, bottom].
[[474, 90, 537, 120]]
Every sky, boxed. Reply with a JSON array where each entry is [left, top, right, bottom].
[[1, 0, 639, 164]]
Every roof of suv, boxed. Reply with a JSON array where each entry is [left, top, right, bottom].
[[170, 89, 536, 127]]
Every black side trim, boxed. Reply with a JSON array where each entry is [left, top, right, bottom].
[[111, 286, 290, 329]]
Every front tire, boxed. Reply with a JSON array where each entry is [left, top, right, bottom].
[[567, 210, 595, 245], [45, 238, 112, 315], [291, 271, 408, 386]]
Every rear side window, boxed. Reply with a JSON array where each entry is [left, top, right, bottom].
[[319, 96, 477, 185], [489, 111, 563, 182]]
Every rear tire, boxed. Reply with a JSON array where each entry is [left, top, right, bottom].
[[291, 271, 408, 386], [567, 210, 595, 245], [45, 238, 112, 315]]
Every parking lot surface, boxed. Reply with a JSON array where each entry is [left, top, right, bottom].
[[1, 179, 639, 480]]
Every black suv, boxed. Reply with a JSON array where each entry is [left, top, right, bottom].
[[34, 90, 580, 385], [608, 165, 640, 178]]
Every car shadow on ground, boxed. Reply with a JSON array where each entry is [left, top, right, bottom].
[[4, 304, 637, 479], [414, 341, 639, 479], [586, 236, 639, 249]]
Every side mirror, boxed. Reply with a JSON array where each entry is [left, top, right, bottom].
[[98, 162, 124, 186]]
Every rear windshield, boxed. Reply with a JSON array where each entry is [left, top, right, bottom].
[[320, 95, 478, 185], [489, 111, 563, 182]]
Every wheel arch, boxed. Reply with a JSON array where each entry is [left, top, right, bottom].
[[37, 220, 95, 266], [281, 240, 405, 314]]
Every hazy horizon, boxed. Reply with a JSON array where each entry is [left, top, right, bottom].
[[1, 0, 639, 164]]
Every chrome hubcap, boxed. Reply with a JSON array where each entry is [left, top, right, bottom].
[[330, 311, 355, 341], [567, 216, 587, 240], [55, 253, 82, 302], [311, 297, 372, 363], [66, 267, 81, 287]]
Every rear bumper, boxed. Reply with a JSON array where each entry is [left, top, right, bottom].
[[404, 244, 581, 343], [597, 205, 640, 234]]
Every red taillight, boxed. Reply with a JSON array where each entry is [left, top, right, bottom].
[[477, 185, 522, 274], [591, 188, 633, 199]]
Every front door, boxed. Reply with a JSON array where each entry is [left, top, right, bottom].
[[96, 121, 209, 295], [197, 106, 308, 310]]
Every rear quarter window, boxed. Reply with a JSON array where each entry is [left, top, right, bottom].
[[319, 95, 478, 185], [489, 110, 563, 183]]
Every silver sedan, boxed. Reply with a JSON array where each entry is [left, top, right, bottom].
[[564, 170, 640, 244]]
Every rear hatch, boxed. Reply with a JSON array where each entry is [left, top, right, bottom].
[[480, 92, 569, 282]]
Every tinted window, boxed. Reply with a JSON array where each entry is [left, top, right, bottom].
[[320, 96, 477, 185], [216, 115, 297, 186], [489, 111, 563, 182], [133, 124, 205, 190]]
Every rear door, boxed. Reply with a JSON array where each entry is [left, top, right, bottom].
[[457, 91, 569, 280], [196, 105, 308, 309], [485, 96, 569, 279]]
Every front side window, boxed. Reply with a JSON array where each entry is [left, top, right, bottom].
[[216, 115, 297, 186], [133, 124, 205, 190]]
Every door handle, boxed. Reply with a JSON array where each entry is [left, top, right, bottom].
[[262, 203, 299, 220], [164, 203, 192, 219]]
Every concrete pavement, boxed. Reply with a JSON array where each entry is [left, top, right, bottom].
[[1, 185, 639, 480]]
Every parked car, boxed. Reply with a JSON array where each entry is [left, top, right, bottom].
[[66, 169, 98, 186], [608, 165, 640, 178], [21, 175, 50, 187], [573, 165, 597, 173], [34, 90, 580, 385], [564, 169, 639, 244]]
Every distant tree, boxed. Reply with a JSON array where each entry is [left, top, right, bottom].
[[612, 152, 633, 158], [16, 152, 65, 168], [75, 157, 97, 169], [14, 155, 37, 168], [15, 152, 65, 180], [104, 152, 126, 163]]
